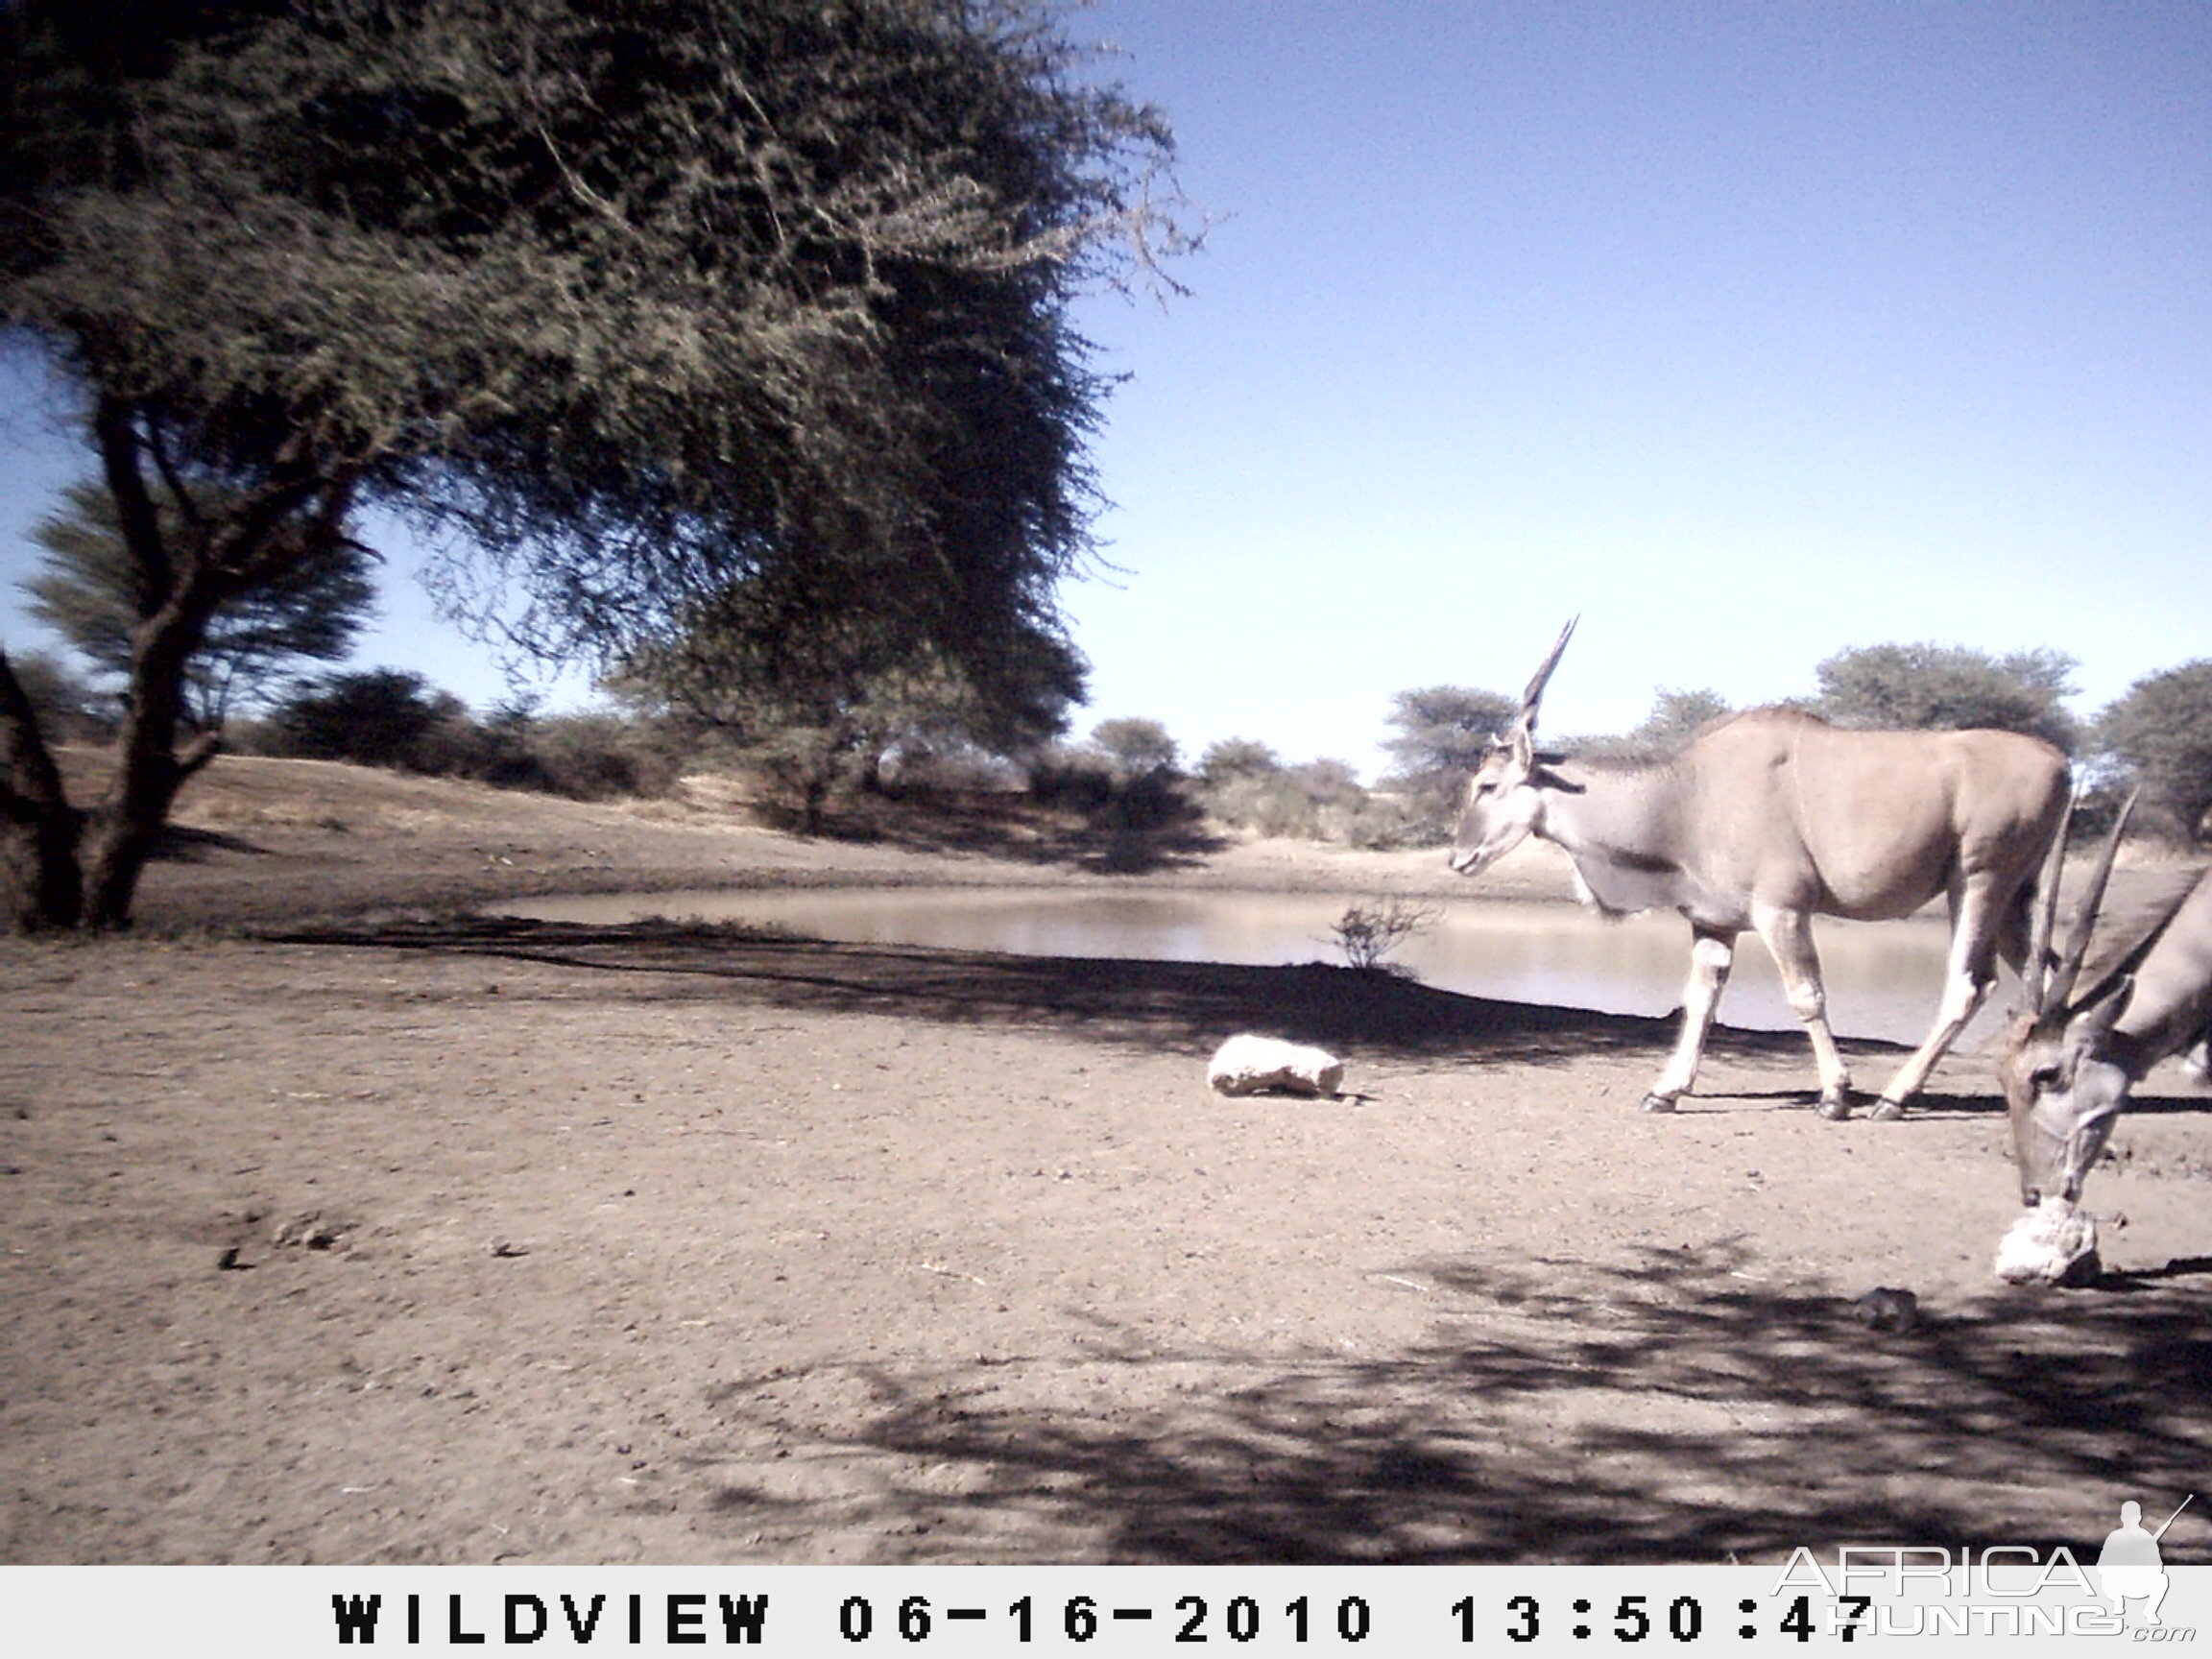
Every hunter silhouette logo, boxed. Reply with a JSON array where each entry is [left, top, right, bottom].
[[2099, 1496, 2191, 1626]]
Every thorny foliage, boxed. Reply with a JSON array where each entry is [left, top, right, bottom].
[[0, 0, 1195, 925], [24, 478, 376, 729], [3, 0, 1194, 657]]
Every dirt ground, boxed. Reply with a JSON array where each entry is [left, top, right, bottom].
[[6, 755, 2212, 1565]]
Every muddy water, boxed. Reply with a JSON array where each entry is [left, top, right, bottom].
[[487, 888, 1994, 1046]]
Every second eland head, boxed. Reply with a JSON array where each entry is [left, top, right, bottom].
[[1980, 790, 2212, 1284], [1996, 793, 2140, 1212]]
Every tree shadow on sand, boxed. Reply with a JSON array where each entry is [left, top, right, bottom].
[[687, 1241, 2212, 1564], [265, 915, 1847, 1072], [782, 787, 1232, 877], [149, 823, 272, 862]]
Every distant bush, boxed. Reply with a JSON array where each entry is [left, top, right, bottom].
[[1027, 744, 1120, 809], [1336, 792, 1433, 851], [1201, 769, 1310, 836], [256, 671, 680, 801], [880, 743, 1026, 793], [1194, 752, 1425, 845], [1026, 743, 1200, 831], [1194, 737, 1281, 789], [463, 707, 685, 801], [1084, 716, 1180, 781], [267, 669, 459, 769], [536, 711, 685, 800], [1101, 766, 1197, 832]]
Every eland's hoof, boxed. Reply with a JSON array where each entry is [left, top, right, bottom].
[[1868, 1098, 1907, 1122], [1639, 1093, 1678, 1114], [1815, 1090, 1855, 1121]]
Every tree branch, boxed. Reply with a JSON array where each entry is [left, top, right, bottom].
[[93, 396, 172, 606], [143, 412, 205, 537], [176, 728, 223, 782]]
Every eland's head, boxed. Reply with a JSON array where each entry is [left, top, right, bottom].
[[1448, 617, 1576, 878], [1998, 993, 2135, 1209], [1998, 794, 2136, 1206]]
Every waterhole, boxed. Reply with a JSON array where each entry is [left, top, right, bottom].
[[486, 888, 1988, 1046]]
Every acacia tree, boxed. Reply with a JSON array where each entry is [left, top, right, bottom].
[[1554, 685, 1734, 760], [1382, 686, 1517, 775], [26, 478, 376, 731], [1085, 716, 1180, 781], [1629, 686, 1729, 751], [2100, 661, 2212, 843], [1379, 684, 1516, 833], [267, 669, 471, 774], [0, 0, 1188, 928], [617, 567, 1087, 832], [1811, 643, 2080, 752], [1194, 737, 1281, 788]]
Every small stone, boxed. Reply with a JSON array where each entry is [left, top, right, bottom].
[[1850, 1286, 1919, 1333], [272, 1212, 349, 1251]]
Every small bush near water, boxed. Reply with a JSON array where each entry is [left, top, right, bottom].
[[1326, 897, 1440, 973]]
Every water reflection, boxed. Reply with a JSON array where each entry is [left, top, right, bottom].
[[489, 887, 1988, 1046]]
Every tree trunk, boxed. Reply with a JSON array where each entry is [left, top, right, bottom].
[[0, 650, 84, 932], [77, 598, 221, 929], [3, 397, 348, 932], [47, 393, 236, 931]]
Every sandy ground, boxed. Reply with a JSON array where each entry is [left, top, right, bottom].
[[5, 754, 2212, 1565]]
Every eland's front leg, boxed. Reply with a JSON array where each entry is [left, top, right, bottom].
[[1872, 955, 1994, 1120], [1752, 902, 1854, 1118], [1642, 926, 1735, 1113], [1872, 877, 2006, 1119]]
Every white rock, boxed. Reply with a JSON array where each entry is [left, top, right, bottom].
[[1207, 1034, 1344, 1097], [1992, 1197, 2100, 1286]]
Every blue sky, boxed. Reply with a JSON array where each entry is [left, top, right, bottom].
[[4, 2, 2208, 777]]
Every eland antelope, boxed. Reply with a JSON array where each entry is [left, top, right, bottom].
[[1998, 798, 2212, 1219], [1450, 621, 2070, 1118]]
